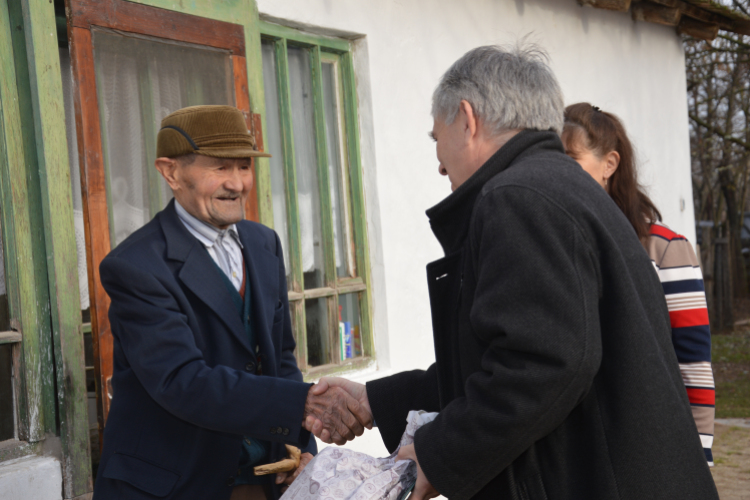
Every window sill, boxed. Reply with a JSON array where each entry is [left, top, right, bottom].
[[0, 440, 42, 463]]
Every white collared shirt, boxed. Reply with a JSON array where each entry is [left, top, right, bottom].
[[175, 200, 244, 291]]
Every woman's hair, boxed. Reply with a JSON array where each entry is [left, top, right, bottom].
[[563, 102, 661, 240]]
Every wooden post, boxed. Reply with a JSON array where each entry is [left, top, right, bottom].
[[578, 0, 631, 12], [632, 3, 682, 26], [19, 0, 93, 497]]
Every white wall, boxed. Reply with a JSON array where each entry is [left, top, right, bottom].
[[257, 0, 696, 389]]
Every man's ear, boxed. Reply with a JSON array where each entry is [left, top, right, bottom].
[[155, 157, 180, 191], [603, 150, 620, 180], [459, 100, 478, 140]]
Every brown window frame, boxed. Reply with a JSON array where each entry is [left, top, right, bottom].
[[64, 0, 263, 445]]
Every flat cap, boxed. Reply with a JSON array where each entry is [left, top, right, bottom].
[[156, 105, 271, 159]]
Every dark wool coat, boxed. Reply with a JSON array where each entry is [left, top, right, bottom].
[[367, 130, 718, 500], [94, 201, 315, 500]]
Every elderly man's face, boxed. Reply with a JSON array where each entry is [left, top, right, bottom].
[[431, 116, 476, 192], [158, 155, 253, 229]]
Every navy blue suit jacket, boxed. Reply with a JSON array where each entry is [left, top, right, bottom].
[[93, 200, 315, 500]]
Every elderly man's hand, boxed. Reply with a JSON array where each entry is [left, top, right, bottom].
[[275, 452, 313, 493], [396, 444, 439, 500], [303, 381, 373, 445], [305, 377, 372, 444]]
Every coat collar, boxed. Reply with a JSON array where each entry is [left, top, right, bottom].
[[158, 200, 278, 358], [426, 130, 564, 255]]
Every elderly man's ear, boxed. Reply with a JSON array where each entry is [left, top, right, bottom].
[[459, 100, 479, 140], [155, 157, 180, 191]]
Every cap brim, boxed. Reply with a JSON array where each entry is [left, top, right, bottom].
[[197, 148, 272, 159]]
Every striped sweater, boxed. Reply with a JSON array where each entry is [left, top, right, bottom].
[[645, 222, 715, 466]]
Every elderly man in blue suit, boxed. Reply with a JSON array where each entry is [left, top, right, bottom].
[[93, 105, 372, 500]]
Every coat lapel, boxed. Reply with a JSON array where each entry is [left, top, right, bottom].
[[238, 226, 279, 376], [159, 201, 252, 355]]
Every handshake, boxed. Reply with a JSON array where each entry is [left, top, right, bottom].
[[302, 377, 372, 445]]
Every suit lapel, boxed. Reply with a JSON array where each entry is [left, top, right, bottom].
[[159, 201, 252, 355], [238, 226, 279, 375]]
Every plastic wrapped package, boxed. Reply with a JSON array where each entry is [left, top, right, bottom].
[[281, 411, 439, 500]]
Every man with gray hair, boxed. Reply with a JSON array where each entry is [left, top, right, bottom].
[[309, 45, 717, 499]]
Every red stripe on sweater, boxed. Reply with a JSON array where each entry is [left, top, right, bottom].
[[650, 224, 683, 241], [669, 308, 709, 328], [686, 387, 715, 406]]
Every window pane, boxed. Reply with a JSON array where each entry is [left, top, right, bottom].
[[0, 218, 8, 332], [338, 293, 362, 360], [0, 345, 14, 441], [288, 46, 325, 290], [322, 61, 355, 279], [262, 42, 291, 282], [59, 47, 91, 312], [93, 30, 234, 246], [306, 297, 330, 367]]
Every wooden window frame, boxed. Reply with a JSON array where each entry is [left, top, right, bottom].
[[64, 0, 262, 441], [0, 0, 56, 465], [259, 22, 374, 378]]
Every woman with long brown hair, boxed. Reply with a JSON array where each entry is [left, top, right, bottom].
[[562, 103, 715, 466]]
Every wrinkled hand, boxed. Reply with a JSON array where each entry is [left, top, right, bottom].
[[305, 377, 373, 444], [396, 444, 439, 500], [275, 452, 313, 493], [303, 380, 373, 445]]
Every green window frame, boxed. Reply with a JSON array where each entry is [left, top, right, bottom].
[[259, 22, 374, 377]]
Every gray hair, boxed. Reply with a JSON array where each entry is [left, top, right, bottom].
[[432, 43, 564, 135]]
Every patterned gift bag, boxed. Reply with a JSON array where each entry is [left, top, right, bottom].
[[282, 411, 438, 500]]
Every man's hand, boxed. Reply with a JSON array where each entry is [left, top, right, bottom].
[[305, 377, 373, 444], [396, 444, 439, 500], [275, 452, 313, 493], [303, 380, 373, 445]]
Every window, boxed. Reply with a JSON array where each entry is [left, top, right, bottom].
[[260, 24, 373, 375]]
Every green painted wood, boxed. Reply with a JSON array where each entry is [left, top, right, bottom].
[[260, 21, 350, 53], [127, 0, 249, 24], [7, 0, 57, 439], [0, 0, 49, 444], [309, 46, 339, 364], [340, 52, 374, 358], [244, 2, 273, 227], [19, 0, 92, 496], [273, 38, 309, 367]]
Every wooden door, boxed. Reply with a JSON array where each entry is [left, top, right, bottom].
[[64, 0, 263, 445]]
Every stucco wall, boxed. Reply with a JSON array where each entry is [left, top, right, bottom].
[[0, 456, 62, 500], [257, 0, 696, 384]]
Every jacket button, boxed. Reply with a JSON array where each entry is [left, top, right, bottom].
[[226, 476, 235, 487], [282, 428, 289, 436], [270, 427, 276, 434], [245, 362, 255, 372], [276, 426, 283, 435]]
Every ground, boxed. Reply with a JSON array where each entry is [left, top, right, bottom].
[[710, 314, 750, 497], [711, 423, 750, 499]]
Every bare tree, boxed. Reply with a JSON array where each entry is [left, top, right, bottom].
[[686, 2, 750, 312]]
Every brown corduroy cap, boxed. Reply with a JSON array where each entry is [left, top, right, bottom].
[[156, 105, 271, 159]]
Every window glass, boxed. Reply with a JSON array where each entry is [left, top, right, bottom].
[[288, 46, 325, 290], [262, 42, 291, 281], [321, 61, 355, 279], [59, 47, 91, 313], [306, 297, 330, 367], [92, 30, 234, 246], [338, 293, 362, 360], [0, 345, 13, 441]]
